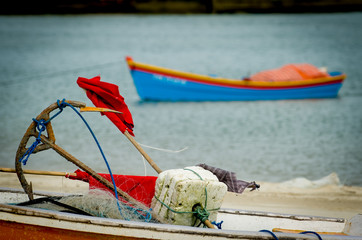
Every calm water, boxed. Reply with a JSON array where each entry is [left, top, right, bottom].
[[0, 13, 361, 186]]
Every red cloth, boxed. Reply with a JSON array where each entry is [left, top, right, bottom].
[[77, 76, 134, 136], [66, 169, 89, 181], [67, 170, 157, 207]]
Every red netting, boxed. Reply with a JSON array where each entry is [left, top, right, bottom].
[[67, 169, 157, 207]]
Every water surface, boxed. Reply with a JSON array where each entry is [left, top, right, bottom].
[[0, 13, 361, 186]]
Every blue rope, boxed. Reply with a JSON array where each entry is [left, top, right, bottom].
[[260, 229, 323, 240], [19, 99, 152, 222], [300, 231, 323, 240], [211, 220, 223, 229], [20, 100, 67, 165], [259, 230, 279, 240], [20, 119, 47, 165]]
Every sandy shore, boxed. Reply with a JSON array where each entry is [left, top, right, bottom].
[[223, 181, 362, 219], [1, 172, 361, 220]]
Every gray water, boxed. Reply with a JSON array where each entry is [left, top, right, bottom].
[[1, 13, 361, 186]]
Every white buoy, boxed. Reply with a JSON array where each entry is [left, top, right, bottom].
[[151, 166, 227, 226]]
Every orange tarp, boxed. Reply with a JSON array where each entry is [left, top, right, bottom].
[[250, 64, 329, 82]]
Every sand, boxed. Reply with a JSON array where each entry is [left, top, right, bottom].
[[223, 181, 362, 219], [1, 172, 361, 220]]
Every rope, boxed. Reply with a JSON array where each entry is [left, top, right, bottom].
[[153, 195, 194, 214], [135, 141, 188, 176], [260, 229, 323, 240], [138, 142, 188, 153], [300, 231, 323, 240], [183, 167, 209, 212], [259, 230, 279, 240], [193, 205, 210, 223], [20, 100, 67, 165], [212, 220, 223, 229], [19, 99, 152, 222], [19, 124, 42, 165]]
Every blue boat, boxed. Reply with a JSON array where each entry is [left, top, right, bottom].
[[126, 57, 346, 101]]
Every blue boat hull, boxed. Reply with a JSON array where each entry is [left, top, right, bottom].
[[131, 70, 343, 101]]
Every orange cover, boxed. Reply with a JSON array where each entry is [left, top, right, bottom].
[[250, 64, 329, 82]]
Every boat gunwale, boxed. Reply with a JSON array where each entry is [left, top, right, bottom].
[[126, 58, 346, 89], [218, 208, 345, 223]]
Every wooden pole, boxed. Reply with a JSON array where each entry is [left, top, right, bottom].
[[204, 220, 215, 229], [39, 135, 141, 206], [0, 167, 76, 177], [124, 131, 162, 174]]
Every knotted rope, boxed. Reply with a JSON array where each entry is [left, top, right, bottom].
[[19, 100, 67, 165]]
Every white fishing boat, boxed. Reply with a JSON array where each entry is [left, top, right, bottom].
[[1, 187, 361, 240], [2, 99, 360, 240]]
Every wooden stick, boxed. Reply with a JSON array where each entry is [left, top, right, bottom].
[[0, 167, 76, 177], [124, 131, 162, 174], [81, 106, 162, 173], [38, 135, 141, 206], [204, 219, 215, 229]]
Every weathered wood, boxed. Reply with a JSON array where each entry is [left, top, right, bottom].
[[0, 167, 77, 177]]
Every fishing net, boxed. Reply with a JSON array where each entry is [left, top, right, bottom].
[[16, 189, 157, 223], [66, 170, 157, 207], [63, 170, 159, 222], [58, 189, 156, 222]]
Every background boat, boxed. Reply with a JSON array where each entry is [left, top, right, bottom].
[[126, 57, 346, 101]]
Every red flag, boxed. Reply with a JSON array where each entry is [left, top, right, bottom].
[[77, 76, 134, 136]]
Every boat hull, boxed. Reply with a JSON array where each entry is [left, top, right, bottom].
[[126, 57, 345, 101], [0, 220, 144, 240], [131, 69, 343, 101], [0, 204, 352, 240], [0, 189, 360, 240]]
